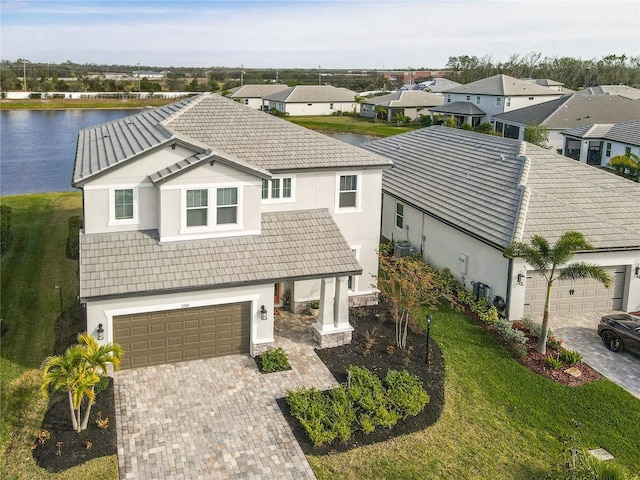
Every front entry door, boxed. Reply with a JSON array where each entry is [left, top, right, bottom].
[[274, 283, 281, 304]]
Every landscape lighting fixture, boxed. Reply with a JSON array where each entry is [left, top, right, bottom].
[[425, 314, 432, 367], [259, 305, 268, 321], [97, 323, 104, 341]]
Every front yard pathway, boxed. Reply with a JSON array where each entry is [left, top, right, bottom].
[[115, 313, 338, 479]]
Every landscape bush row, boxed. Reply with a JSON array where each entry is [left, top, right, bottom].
[[286, 365, 429, 446]]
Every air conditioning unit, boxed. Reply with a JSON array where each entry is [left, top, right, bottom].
[[393, 242, 416, 258], [473, 281, 489, 300]]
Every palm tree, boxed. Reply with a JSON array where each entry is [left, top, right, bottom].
[[77, 333, 123, 430], [609, 153, 640, 182], [504, 231, 611, 354], [41, 345, 100, 433]]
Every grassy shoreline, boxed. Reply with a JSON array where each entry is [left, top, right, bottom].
[[0, 97, 180, 110]]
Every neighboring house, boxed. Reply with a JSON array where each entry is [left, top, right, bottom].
[[576, 85, 640, 101], [359, 91, 443, 122], [491, 94, 640, 151], [522, 78, 574, 93], [561, 119, 640, 166], [421, 77, 463, 94], [435, 74, 564, 127], [362, 126, 640, 320], [225, 84, 290, 110], [73, 93, 392, 368], [262, 85, 358, 116]]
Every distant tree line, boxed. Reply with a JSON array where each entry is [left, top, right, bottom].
[[445, 53, 640, 90]]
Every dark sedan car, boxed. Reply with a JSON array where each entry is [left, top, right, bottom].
[[598, 313, 640, 354]]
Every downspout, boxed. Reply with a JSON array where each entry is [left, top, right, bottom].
[[506, 257, 513, 320]]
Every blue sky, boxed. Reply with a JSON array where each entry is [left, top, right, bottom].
[[1, 0, 638, 68]]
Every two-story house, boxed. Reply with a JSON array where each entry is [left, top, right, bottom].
[[429, 74, 564, 128], [261, 85, 358, 116], [73, 93, 392, 369]]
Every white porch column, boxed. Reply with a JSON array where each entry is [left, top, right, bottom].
[[313, 277, 335, 334], [334, 276, 350, 329]]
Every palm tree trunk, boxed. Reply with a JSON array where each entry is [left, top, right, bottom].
[[80, 387, 95, 431], [67, 390, 78, 432], [536, 282, 553, 354], [76, 405, 82, 433]]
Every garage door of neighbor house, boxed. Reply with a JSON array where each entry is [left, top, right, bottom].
[[114, 302, 251, 369], [523, 266, 626, 316]]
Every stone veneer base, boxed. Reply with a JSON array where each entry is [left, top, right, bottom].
[[313, 329, 353, 348], [252, 341, 275, 356]]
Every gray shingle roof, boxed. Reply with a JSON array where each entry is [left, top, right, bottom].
[[73, 93, 391, 184], [429, 101, 486, 116], [562, 119, 640, 147], [79, 209, 361, 300], [226, 84, 290, 99], [492, 95, 640, 129], [262, 85, 358, 103], [363, 126, 640, 250], [445, 74, 563, 96], [423, 78, 462, 93], [576, 85, 640, 100], [364, 91, 443, 108]]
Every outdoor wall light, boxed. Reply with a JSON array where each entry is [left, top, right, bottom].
[[97, 323, 104, 341], [517, 272, 524, 286], [259, 305, 268, 321], [635, 266, 640, 278]]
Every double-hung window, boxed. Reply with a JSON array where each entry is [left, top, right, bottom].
[[495, 97, 502, 107], [186, 189, 208, 227], [395, 202, 404, 229], [216, 187, 237, 224], [605, 142, 612, 157], [339, 174, 358, 208], [262, 177, 293, 201], [114, 189, 134, 220], [476, 96, 481, 105]]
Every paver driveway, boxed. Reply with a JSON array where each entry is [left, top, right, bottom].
[[547, 311, 640, 398], [115, 314, 339, 479]]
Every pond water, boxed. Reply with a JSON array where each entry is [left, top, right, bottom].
[[0, 109, 374, 196]]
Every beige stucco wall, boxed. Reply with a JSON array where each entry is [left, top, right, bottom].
[[281, 102, 358, 116], [85, 283, 274, 356]]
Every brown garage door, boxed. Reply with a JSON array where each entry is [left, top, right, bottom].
[[523, 266, 626, 316], [114, 302, 250, 369]]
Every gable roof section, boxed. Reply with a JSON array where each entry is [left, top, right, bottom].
[[79, 209, 362, 300], [429, 101, 486, 115], [364, 90, 443, 108], [423, 78, 462, 93], [226, 84, 290, 99], [492, 95, 640, 129], [73, 93, 391, 183], [562, 119, 640, 147], [576, 85, 640, 100], [445, 74, 563, 96], [262, 85, 357, 103], [363, 126, 640, 250], [73, 96, 200, 185], [162, 94, 391, 171]]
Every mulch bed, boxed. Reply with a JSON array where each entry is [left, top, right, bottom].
[[279, 305, 445, 456], [32, 378, 117, 472]]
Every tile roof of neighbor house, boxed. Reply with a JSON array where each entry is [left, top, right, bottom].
[[261, 85, 358, 103], [362, 126, 640, 250], [576, 85, 640, 100], [492, 95, 640, 129], [79, 209, 362, 300], [445, 74, 564, 96], [73, 93, 391, 184], [429, 101, 486, 115], [364, 90, 444, 108], [523, 78, 564, 87], [423, 78, 463, 93], [562, 119, 640, 147], [226, 84, 290, 99]]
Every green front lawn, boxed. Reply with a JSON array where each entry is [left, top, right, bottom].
[[286, 115, 423, 137], [308, 305, 640, 479], [1, 192, 118, 479]]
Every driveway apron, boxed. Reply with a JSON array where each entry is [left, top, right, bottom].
[[547, 311, 640, 398], [115, 318, 338, 479]]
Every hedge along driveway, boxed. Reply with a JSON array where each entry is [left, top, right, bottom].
[[1, 193, 82, 442]]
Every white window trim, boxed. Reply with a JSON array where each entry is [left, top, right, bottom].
[[334, 172, 362, 213], [180, 184, 244, 234], [108, 185, 140, 226], [348, 245, 361, 293], [476, 96, 481, 105], [395, 201, 404, 230], [495, 97, 502, 107], [261, 174, 296, 203]]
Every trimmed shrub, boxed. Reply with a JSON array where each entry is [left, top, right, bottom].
[[0, 205, 14, 255], [521, 316, 554, 339], [495, 318, 528, 346], [384, 370, 430, 419], [286, 387, 336, 446], [328, 386, 355, 441], [66, 215, 83, 260], [347, 365, 398, 428], [257, 347, 290, 373]]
